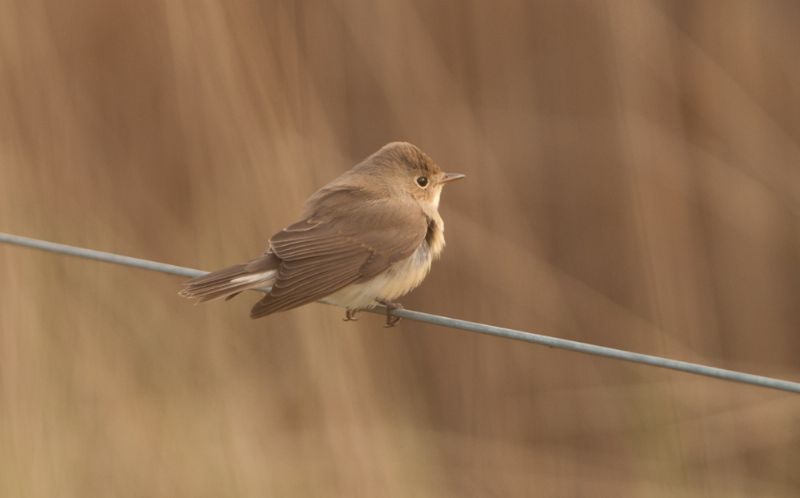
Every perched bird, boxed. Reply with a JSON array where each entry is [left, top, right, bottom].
[[179, 142, 464, 326]]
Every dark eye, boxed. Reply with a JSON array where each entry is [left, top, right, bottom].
[[416, 176, 429, 187]]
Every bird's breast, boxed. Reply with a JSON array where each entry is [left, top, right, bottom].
[[425, 215, 446, 259], [369, 214, 445, 302], [323, 240, 437, 309], [323, 214, 445, 310], [378, 241, 435, 300]]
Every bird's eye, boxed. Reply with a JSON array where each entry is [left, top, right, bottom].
[[416, 176, 429, 187]]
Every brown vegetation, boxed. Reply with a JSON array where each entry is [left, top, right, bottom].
[[1, 1, 798, 496]]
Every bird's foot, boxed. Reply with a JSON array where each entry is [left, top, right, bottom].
[[378, 300, 403, 327], [343, 309, 359, 322]]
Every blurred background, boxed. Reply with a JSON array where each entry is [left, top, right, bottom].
[[1, 0, 799, 496]]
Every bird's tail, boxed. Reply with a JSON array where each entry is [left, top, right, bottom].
[[179, 254, 278, 303]]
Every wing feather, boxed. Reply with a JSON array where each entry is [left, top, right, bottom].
[[250, 266, 362, 317]]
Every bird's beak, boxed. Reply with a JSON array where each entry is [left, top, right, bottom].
[[440, 172, 466, 184]]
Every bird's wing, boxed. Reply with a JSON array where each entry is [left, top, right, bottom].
[[250, 190, 428, 318]]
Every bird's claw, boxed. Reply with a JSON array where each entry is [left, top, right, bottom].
[[343, 309, 359, 322], [379, 300, 403, 327]]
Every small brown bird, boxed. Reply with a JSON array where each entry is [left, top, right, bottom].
[[179, 142, 464, 325]]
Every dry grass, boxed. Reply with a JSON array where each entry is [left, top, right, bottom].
[[1, 1, 799, 496]]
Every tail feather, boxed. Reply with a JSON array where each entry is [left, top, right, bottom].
[[179, 255, 278, 303]]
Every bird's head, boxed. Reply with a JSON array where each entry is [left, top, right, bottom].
[[357, 142, 465, 209]]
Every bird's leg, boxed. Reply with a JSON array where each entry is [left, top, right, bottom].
[[378, 300, 403, 327], [343, 309, 359, 322]]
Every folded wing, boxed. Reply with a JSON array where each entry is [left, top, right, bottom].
[[250, 189, 427, 318]]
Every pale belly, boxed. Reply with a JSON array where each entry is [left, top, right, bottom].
[[323, 244, 434, 310]]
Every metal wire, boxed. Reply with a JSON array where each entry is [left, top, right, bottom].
[[2, 231, 799, 394]]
